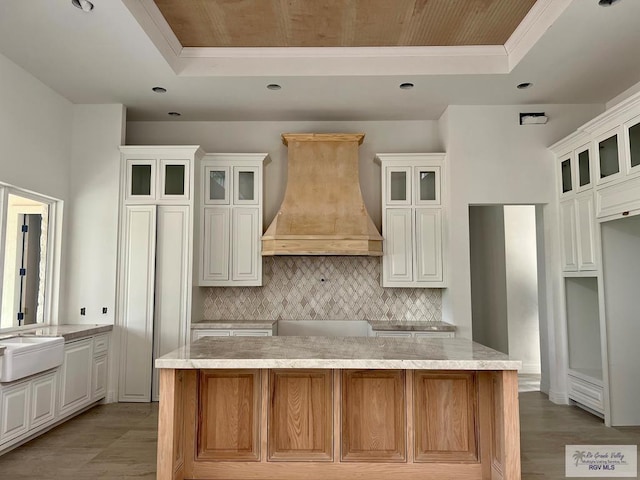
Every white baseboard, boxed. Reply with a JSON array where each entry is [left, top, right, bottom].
[[540, 379, 550, 395], [519, 363, 542, 375], [548, 389, 569, 404]]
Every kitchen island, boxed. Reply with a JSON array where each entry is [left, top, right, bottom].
[[155, 336, 521, 480]]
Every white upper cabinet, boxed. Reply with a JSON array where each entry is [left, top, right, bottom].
[[623, 113, 640, 177], [121, 146, 201, 203], [199, 153, 269, 287], [576, 143, 593, 193], [594, 127, 624, 186], [377, 153, 446, 288]]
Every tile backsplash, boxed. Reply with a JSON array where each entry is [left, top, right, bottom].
[[202, 256, 441, 322]]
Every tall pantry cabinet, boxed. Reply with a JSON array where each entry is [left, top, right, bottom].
[[117, 146, 204, 402]]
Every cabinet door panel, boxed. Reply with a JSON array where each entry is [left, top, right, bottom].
[[576, 194, 597, 271], [384, 209, 413, 283], [60, 339, 93, 416], [233, 166, 259, 205], [119, 206, 156, 402], [385, 167, 412, 205], [595, 127, 623, 186], [0, 381, 30, 442], [159, 159, 189, 200], [204, 166, 230, 205], [153, 205, 190, 401], [93, 355, 108, 401], [202, 208, 230, 282], [231, 208, 260, 283], [559, 200, 578, 272], [31, 372, 56, 429], [415, 208, 443, 282], [414, 166, 440, 205], [126, 159, 156, 201]]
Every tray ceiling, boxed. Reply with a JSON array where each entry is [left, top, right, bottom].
[[153, 0, 537, 48]]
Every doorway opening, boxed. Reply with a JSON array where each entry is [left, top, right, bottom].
[[469, 205, 543, 392]]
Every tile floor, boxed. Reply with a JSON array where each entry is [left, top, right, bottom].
[[0, 387, 638, 479]]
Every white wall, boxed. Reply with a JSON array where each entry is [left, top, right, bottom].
[[441, 104, 603, 399], [64, 104, 126, 324], [504, 205, 541, 374], [0, 52, 72, 326], [469, 205, 508, 354], [126, 120, 441, 232]]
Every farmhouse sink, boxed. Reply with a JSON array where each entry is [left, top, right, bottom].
[[0, 336, 64, 382]]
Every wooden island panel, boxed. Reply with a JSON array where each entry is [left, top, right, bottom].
[[196, 369, 261, 461], [341, 370, 406, 462], [268, 369, 333, 461], [413, 371, 478, 462], [159, 367, 520, 480]]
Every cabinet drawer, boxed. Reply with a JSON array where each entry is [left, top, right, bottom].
[[596, 175, 640, 219], [375, 332, 412, 338], [192, 330, 231, 341], [414, 332, 455, 338], [93, 334, 110, 356], [567, 374, 604, 413], [231, 330, 271, 336]]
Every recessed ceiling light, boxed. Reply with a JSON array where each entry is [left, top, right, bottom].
[[598, 0, 621, 6], [399, 82, 414, 90], [517, 82, 533, 89], [168, 112, 181, 117], [266, 84, 282, 90], [152, 87, 167, 93], [72, 0, 94, 12]]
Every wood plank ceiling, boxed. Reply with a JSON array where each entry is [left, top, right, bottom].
[[153, 0, 538, 48]]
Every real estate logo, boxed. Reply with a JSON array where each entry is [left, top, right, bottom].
[[566, 445, 637, 477]]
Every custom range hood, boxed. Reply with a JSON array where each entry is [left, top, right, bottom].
[[262, 133, 383, 256]]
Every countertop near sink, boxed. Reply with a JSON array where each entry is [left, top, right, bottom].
[[367, 320, 455, 332], [1, 324, 113, 342]]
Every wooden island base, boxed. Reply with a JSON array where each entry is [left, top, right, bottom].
[[158, 368, 520, 480]]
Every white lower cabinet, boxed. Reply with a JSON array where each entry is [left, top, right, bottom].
[[373, 331, 455, 338], [30, 372, 57, 429], [567, 373, 604, 415], [59, 338, 93, 418], [192, 328, 273, 341], [0, 381, 30, 443], [92, 355, 108, 401]]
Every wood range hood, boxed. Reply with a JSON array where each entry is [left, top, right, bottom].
[[262, 133, 383, 256]]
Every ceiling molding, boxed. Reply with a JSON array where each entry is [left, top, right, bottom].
[[504, 0, 573, 71], [124, 0, 571, 77]]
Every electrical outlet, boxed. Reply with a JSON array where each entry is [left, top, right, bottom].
[[80, 307, 86, 316], [102, 307, 108, 314]]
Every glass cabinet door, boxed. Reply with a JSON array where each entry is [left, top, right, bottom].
[[159, 159, 189, 200], [414, 166, 440, 205], [126, 159, 156, 200], [560, 156, 573, 195], [596, 128, 622, 184], [205, 166, 230, 205], [385, 167, 411, 205], [233, 166, 259, 205], [576, 145, 592, 191], [625, 115, 640, 175]]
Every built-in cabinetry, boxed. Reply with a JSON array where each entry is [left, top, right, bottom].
[[118, 146, 204, 402], [198, 154, 268, 287], [551, 90, 640, 425], [376, 154, 446, 288], [0, 332, 110, 453]]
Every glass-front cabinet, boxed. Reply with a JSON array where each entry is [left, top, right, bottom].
[[125, 155, 191, 202], [595, 127, 623, 185], [234, 166, 259, 205], [576, 144, 592, 192], [560, 154, 573, 196], [624, 114, 640, 176], [385, 167, 411, 205], [414, 166, 440, 204], [204, 166, 230, 205]]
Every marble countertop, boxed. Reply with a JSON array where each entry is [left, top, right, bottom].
[[0, 324, 113, 342], [192, 320, 277, 329], [156, 336, 520, 370], [367, 320, 455, 332]]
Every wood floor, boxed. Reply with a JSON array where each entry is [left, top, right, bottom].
[[1, 390, 639, 479]]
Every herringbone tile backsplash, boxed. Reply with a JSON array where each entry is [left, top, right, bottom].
[[202, 256, 441, 322]]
